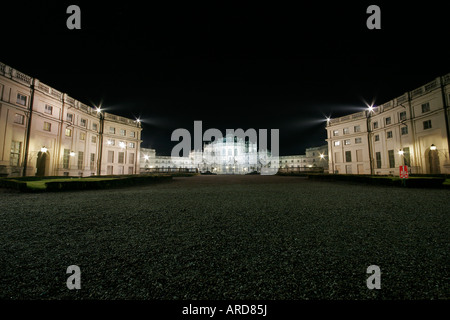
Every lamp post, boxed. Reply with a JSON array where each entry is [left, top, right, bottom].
[[326, 117, 335, 174], [96, 107, 104, 176], [366, 105, 375, 175]]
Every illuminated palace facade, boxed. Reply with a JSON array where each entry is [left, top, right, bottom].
[[326, 73, 450, 175], [140, 140, 328, 174], [0, 62, 142, 177], [141, 135, 264, 174]]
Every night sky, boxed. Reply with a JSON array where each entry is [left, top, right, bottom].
[[1, 1, 448, 155]]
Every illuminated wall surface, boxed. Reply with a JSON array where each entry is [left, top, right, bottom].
[[0, 62, 142, 177], [326, 74, 450, 175]]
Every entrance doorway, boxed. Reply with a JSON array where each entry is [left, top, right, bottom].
[[427, 148, 440, 174], [36, 151, 49, 176]]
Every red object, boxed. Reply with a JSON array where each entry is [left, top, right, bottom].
[[399, 165, 409, 178]]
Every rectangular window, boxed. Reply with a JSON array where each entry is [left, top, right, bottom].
[[334, 152, 340, 163], [44, 105, 53, 114], [128, 142, 135, 148], [67, 113, 73, 122], [118, 152, 125, 164], [16, 93, 27, 106], [387, 131, 393, 138], [14, 113, 24, 124], [80, 118, 87, 127], [78, 151, 84, 170], [354, 125, 361, 132], [374, 134, 380, 142], [91, 136, 97, 143], [333, 130, 339, 136], [128, 166, 134, 174], [109, 127, 115, 134], [63, 149, 70, 169], [10, 141, 22, 166], [375, 152, 382, 169], [421, 102, 430, 113], [129, 153, 135, 164], [90, 153, 95, 170], [355, 137, 362, 144], [399, 111, 407, 121], [120, 129, 126, 136], [107, 139, 115, 146], [423, 120, 432, 130], [129, 131, 135, 138], [388, 150, 395, 168], [43, 122, 51, 132], [334, 141, 340, 146], [403, 147, 411, 167], [401, 126, 408, 135], [80, 132, 86, 141], [107, 151, 114, 163], [373, 121, 378, 129], [107, 165, 113, 175], [345, 150, 352, 162], [345, 165, 352, 174], [356, 149, 363, 162], [65, 128, 72, 137], [92, 123, 98, 131], [344, 139, 351, 145], [343, 128, 349, 135], [385, 117, 391, 125]]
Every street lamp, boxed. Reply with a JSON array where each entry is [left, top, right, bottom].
[[40, 146, 48, 153], [430, 144, 437, 151], [94, 104, 105, 176], [398, 150, 404, 155], [70, 151, 76, 157], [366, 104, 375, 175]]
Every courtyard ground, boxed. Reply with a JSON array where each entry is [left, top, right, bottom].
[[0, 175, 448, 300]]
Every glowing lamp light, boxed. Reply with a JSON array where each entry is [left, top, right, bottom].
[[96, 107, 102, 113], [144, 155, 149, 160], [430, 144, 437, 151], [398, 150, 404, 155], [70, 151, 76, 157], [367, 105, 374, 112], [320, 154, 325, 159], [119, 142, 126, 149], [40, 146, 48, 153]]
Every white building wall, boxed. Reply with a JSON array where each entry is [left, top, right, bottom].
[[326, 74, 450, 175], [0, 61, 142, 177]]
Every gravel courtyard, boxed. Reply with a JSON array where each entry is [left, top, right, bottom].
[[0, 175, 448, 300]]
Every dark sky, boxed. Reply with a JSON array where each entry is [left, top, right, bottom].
[[2, 1, 449, 155]]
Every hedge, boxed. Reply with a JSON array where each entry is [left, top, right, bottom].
[[306, 174, 445, 188], [0, 175, 172, 192], [45, 175, 172, 191], [0, 179, 31, 192]]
